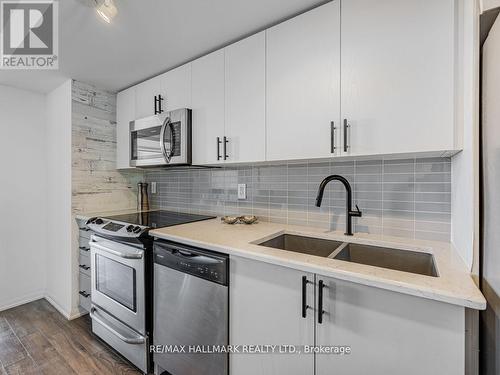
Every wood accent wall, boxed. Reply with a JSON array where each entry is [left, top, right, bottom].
[[71, 80, 144, 215]]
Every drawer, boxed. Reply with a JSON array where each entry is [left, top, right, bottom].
[[78, 253, 91, 276], [79, 272, 91, 312], [79, 228, 91, 239], [79, 246, 90, 257], [79, 235, 90, 251]]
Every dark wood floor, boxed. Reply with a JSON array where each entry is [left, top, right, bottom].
[[0, 299, 141, 375]]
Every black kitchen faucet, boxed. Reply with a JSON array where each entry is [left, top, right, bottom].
[[315, 175, 362, 236]]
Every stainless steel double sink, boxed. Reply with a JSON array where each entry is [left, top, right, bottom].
[[256, 233, 438, 277]]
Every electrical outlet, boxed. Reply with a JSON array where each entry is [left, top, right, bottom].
[[151, 182, 157, 194], [237, 184, 247, 200]]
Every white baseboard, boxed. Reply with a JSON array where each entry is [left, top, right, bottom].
[[44, 294, 72, 319], [0, 291, 45, 312], [0, 292, 88, 322]]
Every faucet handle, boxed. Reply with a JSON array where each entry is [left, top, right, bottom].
[[351, 205, 362, 217]]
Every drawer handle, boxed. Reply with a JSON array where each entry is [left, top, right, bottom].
[[80, 228, 90, 232], [79, 291, 90, 298], [79, 246, 90, 252], [90, 307, 146, 345], [79, 264, 90, 271]]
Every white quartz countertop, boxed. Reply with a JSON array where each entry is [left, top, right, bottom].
[[150, 218, 486, 310]]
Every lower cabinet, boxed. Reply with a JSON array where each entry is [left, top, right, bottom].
[[315, 276, 465, 375], [229, 256, 465, 375], [229, 256, 315, 375]]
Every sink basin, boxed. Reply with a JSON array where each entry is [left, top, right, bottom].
[[333, 243, 438, 277], [257, 234, 343, 258]]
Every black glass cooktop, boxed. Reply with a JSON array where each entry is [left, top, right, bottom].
[[103, 210, 215, 229]]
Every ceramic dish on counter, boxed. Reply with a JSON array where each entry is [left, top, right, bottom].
[[221, 215, 258, 225]]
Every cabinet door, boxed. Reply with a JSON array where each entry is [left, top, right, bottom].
[[230, 256, 314, 375], [191, 50, 225, 165], [315, 276, 464, 375], [159, 63, 192, 112], [116, 86, 135, 169], [135, 77, 161, 119], [224, 32, 266, 163], [266, 1, 341, 161], [341, 0, 455, 156]]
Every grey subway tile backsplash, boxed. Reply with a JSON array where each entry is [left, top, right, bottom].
[[146, 157, 452, 242]]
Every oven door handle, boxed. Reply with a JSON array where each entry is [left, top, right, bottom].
[[90, 242, 143, 259], [159, 116, 175, 164], [90, 307, 145, 345]]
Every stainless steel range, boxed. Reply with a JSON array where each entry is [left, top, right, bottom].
[[86, 210, 215, 374]]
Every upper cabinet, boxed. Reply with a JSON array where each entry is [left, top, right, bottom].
[[158, 63, 192, 112], [116, 0, 461, 169], [116, 86, 135, 169], [191, 50, 226, 165], [341, 0, 456, 156], [266, 1, 341, 161], [135, 77, 162, 119], [224, 31, 266, 163]]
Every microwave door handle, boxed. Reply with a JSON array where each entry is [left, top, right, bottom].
[[160, 116, 174, 163]]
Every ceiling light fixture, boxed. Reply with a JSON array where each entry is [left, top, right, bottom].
[[95, 0, 117, 23]]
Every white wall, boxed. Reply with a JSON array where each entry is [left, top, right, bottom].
[[45, 80, 73, 317], [481, 13, 500, 375], [451, 0, 481, 272], [0, 85, 47, 310]]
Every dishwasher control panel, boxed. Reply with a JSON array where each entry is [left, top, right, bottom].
[[153, 240, 229, 286]]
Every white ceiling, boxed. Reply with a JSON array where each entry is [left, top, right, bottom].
[[0, 0, 328, 94]]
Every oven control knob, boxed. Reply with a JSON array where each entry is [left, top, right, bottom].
[[133, 226, 142, 233], [94, 218, 104, 225], [126, 225, 134, 232]]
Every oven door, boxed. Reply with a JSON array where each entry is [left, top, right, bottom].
[[129, 109, 191, 167], [90, 235, 145, 334]]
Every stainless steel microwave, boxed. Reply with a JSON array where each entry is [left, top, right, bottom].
[[129, 108, 192, 167]]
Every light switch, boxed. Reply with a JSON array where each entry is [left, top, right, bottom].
[[151, 182, 157, 194], [238, 184, 247, 200]]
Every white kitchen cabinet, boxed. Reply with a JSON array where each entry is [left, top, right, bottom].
[[116, 86, 135, 169], [230, 256, 465, 375], [224, 32, 266, 163], [315, 276, 464, 375], [230, 256, 315, 375], [341, 0, 456, 156], [159, 63, 192, 112], [266, 0, 341, 161], [135, 76, 162, 119], [191, 50, 225, 165]]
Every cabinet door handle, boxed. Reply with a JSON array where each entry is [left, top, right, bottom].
[[79, 291, 90, 298], [158, 94, 164, 114], [79, 246, 90, 252], [302, 276, 311, 318], [331, 121, 336, 153], [217, 137, 222, 160], [318, 279, 325, 324], [154, 95, 158, 115], [343, 119, 349, 152], [223, 136, 229, 160], [79, 264, 90, 271]]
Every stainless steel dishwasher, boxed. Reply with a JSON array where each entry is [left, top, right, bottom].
[[153, 240, 229, 375]]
